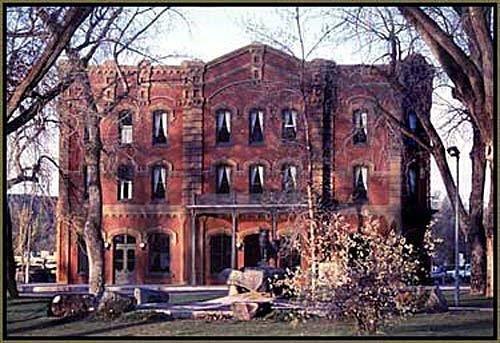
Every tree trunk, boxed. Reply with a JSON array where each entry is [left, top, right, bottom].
[[83, 93, 105, 296], [71, 56, 105, 297], [468, 127, 486, 294], [6, 204, 19, 298], [485, 158, 494, 297]]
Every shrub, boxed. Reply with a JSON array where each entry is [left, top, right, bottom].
[[273, 212, 423, 334]]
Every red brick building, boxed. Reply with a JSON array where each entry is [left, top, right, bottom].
[[56, 43, 433, 285]]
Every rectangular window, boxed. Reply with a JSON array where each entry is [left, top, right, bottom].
[[249, 109, 264, 144], [152, 166, 166, 199], [353, 165, 368, 201], [117, 165, 134, 200], [353, 110, 368, 144], [216, 165, 231, 194], [77, 236, 89, 275], [216, 110, 231, 143], [249, 165, 264, 194], [282, 165, 297, 192], [119, 111, 133, 144], [282, 109, 297, 141], [153, 110, 168, 144]]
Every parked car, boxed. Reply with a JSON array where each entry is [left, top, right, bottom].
[[431, 266, 446, 285], [445, 264, 471, 283]]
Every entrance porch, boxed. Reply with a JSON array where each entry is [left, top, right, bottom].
[[187, 192, 307, 285]]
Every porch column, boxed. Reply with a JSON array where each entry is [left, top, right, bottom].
[[271, 210, 277, 239], [190, 210, 196, 285], [231, 209, 237, 269]]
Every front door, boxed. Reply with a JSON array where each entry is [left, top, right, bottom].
[[244, 234, 261, 268], [113, 235, 136, 284]]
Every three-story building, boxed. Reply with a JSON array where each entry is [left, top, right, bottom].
[[56, 44, 433, 285]]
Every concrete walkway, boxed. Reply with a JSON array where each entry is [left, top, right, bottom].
[[18, 283, 228, 298]]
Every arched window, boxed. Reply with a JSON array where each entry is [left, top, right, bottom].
[[282, 109, 297, 141], [151, 165, 167, 199], [216, 109, 231, 143], [249, 164, 265, 194], [216, 164, 232, 194], [353, 165, 368, 201], [353, 109, 368, 144], [119, 110, 133, 144], [77, 235, 89, 275], [282, 164, 298, 192], [249, 109, 264, 144], [210, 234, 232, 274], [117, 165, 134, 200], [148, 233, 170, 273], [152, 110, 168, 144]]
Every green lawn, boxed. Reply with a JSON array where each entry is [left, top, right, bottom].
[[6, 293, 494, 337]]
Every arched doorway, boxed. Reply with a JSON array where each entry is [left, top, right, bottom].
[[113, 234, 136, 284], [244, 234, 261, 268]]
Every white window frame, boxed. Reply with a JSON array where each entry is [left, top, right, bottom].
[[354, 110, 368, 136], [119, 179, 133, 200], [121, 125, 133, 144], [249, 109, 264, 143], [119, 111, 133, 144], [153, 110, 168, 143], [353, 165, 368, 197], [250, 165, 264, 193], [283, 165, 297, 191], [152, 166, 167, 198], [216, 110, 231, 142], [216, 165, 231, 193]]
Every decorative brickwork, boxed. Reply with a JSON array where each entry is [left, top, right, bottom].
[[56, 44, 432, 285]]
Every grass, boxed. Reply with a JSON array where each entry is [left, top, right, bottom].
[[442, 289, 494, 308], [6, 292, 494, 338]]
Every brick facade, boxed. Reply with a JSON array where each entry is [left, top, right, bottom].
[[56, 44, 433, 285]]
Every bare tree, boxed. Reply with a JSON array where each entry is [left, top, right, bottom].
[[61, 6, 181, 297], [337, 6, 493, 296], [5, 6, 184, 298], [5, 6, 92, 297], [399, 6, 493, 296]]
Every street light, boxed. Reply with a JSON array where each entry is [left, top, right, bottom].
[[447, 146, 460, 307]]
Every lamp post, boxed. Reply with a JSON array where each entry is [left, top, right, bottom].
[[447, 146, 460, 306]]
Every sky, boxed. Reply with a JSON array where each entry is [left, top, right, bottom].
[[9, 6, 476, 205]]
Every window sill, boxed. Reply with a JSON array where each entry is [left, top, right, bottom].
[[117, 199, 134, 203], [119, 143, 134, 148], [249, 141, 265, 146]]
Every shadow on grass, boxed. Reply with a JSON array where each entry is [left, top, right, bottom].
[[7, 315, 85, 336], [7, 315, 47, 325], [386, 318, 493, 336], [60, 317, 168, 337], [7, 297, 51, 306]]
